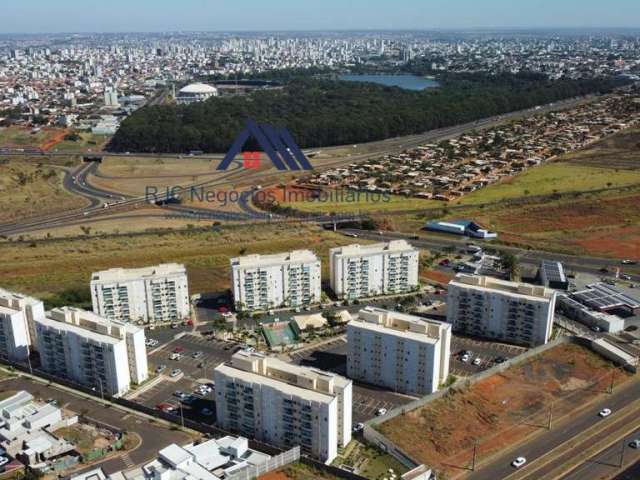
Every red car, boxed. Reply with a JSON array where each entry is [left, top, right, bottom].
[[156, 403, 176, 412], [173, 346, 184, 353], [217, 306, 229, 313]]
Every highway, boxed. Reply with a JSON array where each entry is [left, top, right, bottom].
[[467, 378, 640, 480], [341, 229, 640, 282]]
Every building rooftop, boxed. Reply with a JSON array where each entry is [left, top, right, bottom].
[[231, 250, 318, 268], [0, 287, 43, 311], [217, 350, 350, 402], [573, 283, 640, 313], [331, 240, 416, 257], [91, 263, 186, 283], [450, 274, 555, 300], [179, 83, 218, 94], [44, 307, 142, 342], [351, 307, 449, 343]]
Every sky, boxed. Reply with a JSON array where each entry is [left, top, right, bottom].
[[2, 0, 639, 34]]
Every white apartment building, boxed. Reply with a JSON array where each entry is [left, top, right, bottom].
[[447, 274, 557, 347], [34, 307, 148, 396], [90, 263, 190, 324], [347, 307, 451, 395], [214, 351, 352, 463], [330, 240, 419, 300], [230, 251, 321, 312], [0, 288, 46, 362]]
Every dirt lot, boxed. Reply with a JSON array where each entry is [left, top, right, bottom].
[[378, 343, 632, 478]]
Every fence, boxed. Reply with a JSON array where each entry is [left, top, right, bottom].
[[226, 446, 300, 480]]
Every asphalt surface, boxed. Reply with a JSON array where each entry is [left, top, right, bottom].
[[561, 426, 640, 480], [468, 378, 640, 480]]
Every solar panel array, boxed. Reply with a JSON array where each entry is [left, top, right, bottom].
[[541, 260, 566, 283], [572, 283, 640, 311]]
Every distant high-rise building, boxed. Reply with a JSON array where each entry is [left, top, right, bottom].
[[104, 88, 119, 107]]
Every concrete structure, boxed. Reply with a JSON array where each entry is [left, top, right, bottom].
[[347, 307, 451, 395], [0, 391, 75, 466], [330, 240, 419, 300], [557, 295, 625, 333], [104, 88, 119, 107], [91, 263, 190, 324], [34, 307, 148, 396], [447, 274, 557, 347], [292, 313, 327, 332], [0, 288, 46, 359], [424, 220, 497, 239], [214, 351, 352, 463], [138, 436, 270, 480], [176, 83, 218, 105], [231, 251, 321, 312]]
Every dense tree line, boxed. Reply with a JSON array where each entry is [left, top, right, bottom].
[[107, 73, 629, 154]]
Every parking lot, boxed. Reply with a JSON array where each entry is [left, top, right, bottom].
[[288, 336, 414, 425], [449, 335, 528, 376]]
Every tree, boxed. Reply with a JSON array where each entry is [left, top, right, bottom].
[[499, 251, 520, 280]]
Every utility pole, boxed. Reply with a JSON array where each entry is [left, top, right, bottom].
[[26, 354, 33, 375], [179, 403, 185, 428], [98, 378, 104, 402], [609, 369, 616, 394], [471, 440, 479, 471], [619, 438, 626, 468], [547, 401, 554, 430]]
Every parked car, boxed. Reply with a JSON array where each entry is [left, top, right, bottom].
[[511, 457, 527, 468], [599, 408, 612, 417], [621, 259, 637, 265], [621, 274, 632, 281], [170, 369, 182, 378], [155, 364, 167, 374], [591, 325, 602, 332], [192, 351, 203, 359], [201, 408, 214, 416], [0, 457, 9, 467], [629, 439, 640, 449], [494, 356, 507, 364], [169, 353, 181, 361], [173, 347, 184, 353], [352, 423, 365, 433], [461, 354, 470, 363], [473, 357, 482, 366], [376, 408, 387, 416]]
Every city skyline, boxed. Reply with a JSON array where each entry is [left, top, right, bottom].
[[2, 0, 640, 34]]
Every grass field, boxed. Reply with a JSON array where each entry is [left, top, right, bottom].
[[51, 132, 110, 153], [0, 160, 87, 223], [0, 126, 54, 147], [0, 223, 359, 306], [378, 343, 631, 479]]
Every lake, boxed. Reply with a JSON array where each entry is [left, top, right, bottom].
[[338, 74, 439, 91]]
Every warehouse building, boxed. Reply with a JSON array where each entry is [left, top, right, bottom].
[[423, 220, 497, 239]]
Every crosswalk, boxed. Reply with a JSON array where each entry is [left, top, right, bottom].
[[121, 453, 135, 469]]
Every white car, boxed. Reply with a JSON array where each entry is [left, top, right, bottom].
[[599, 408, 612, 417], [473, 357, 482, 366], [376, 408, 387, 416], [461, 354, 470, 363], [511, 457, 527, 468], [629, 439, 640, 449], [169, 353, 181, 361], [0, 457, 9, 467]]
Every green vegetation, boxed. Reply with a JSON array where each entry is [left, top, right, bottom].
[[278, 462, 342, 480], [332, 439, 408, 480], [108, 73, 626, 153]]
